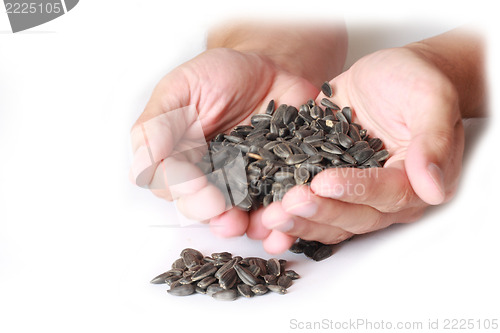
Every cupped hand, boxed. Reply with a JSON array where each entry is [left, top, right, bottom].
[[255, 47, 464, 252], [130, 47, 318, 239]]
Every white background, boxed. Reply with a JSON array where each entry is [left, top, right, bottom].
[[0, 1, 498, 332]]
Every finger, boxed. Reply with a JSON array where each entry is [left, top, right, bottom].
[[262, 230, 296, 255], [310, 161, 422, 212], [246, 208, 272, 240], [130, 68, 202, 186], [176, 183, 227, 221], [150, 157, 207, 199], [281, 185, 398, 235], [271, 74, 319, 109], [209, 208, 249, 238], [405, 86, 464, 205], [261, 200, 353, 244], [130, 104, 205, 187]]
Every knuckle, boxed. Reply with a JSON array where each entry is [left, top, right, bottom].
[[400, 208, 426, 224], [390, 183, 415, 212], [330, 231, 354, 244], [354, 213, 386, 234]]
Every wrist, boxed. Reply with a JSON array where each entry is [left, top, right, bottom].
[[404, 29, 486, 118], [206, 21, 348, 87]]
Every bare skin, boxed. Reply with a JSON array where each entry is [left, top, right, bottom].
[[130, 23, 485, 254]]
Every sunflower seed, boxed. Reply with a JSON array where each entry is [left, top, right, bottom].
[[298, 110, 314, 123], [267, 258, 281, 276], [341, 106, 352, 123], [321, 142, 344, 154], [191, 263, 217, 281], [150, 269, 182, 284], [300, 141, 318, 156], [310, 105, 324, 119], [182, 252, 200, 269], [284, 106, 299, 125], [251, 114, 272, 127], [284, 270, 301, 280], [206, 284, 224, 296], [195, 276, 216, 289], [263, 274, 278, 285], [303, 135, 325, 145], [167, 284, 195, 296], [338, 133, 355, 149], [372, 149, 389, 161], [271, 104, 287, 127], [369, 138, 383, 151], [336, 110, 348, 124], [265, 99, 275, 115], [267, 284, 287, 295], [224, 135, 244, 144], [171, 258, 186, 270], [285, 154, 309, 165], [212, 252, 232, 260], [248, 258, 268, 275], [234, 263, 259, 286], [363, 158, 381, 167], [352, 148, 375, 164], [251, 284, 269, 295], [294, 167, 310, 185], [273, 143, 293, 159], [273, 171, 294, 182], [320, 98, 337, 109], [219, 268, 238, 290], [248, 264, 261, 277], [178, 276, 193, 284], [312, 244, 336, 261], [237, 284, 254, 298], [335, 120, 349, 134], [212, 289, 238, 301], [277, 275, 293, 288], [347, 140, 370, 155], [321, 81, 333, 97], [289, 242, 306, 254], [348, 124, 361, 141], [196, 286, 207, 294], [164, 275, 182, 286]]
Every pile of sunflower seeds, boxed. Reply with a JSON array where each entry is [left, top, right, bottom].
[[151, 248, 300, 300], [195, 82, 389, 261]]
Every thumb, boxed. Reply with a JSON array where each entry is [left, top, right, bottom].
[[403, 96, 463, 205]]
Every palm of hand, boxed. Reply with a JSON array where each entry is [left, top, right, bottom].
[[324, 47, 462, 208], [156, 48, 318, 139]]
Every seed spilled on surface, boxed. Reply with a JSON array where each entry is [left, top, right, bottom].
[[153, 248, 299, 301]]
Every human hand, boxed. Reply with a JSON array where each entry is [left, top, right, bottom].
[[255, 46, 464, 252], [130, 47, 319, 229]]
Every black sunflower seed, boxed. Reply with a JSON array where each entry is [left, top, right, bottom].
[[321, 81, 333, 97]]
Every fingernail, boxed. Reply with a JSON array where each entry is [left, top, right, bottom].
[[427, 163, 445, 199], [273, 219, 295, 233], [285, 201, 318, 218]]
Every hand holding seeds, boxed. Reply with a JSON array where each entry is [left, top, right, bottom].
[[130, 24, 485, 255], [130, 47, 326, 223], [258, 34, 485, 252]]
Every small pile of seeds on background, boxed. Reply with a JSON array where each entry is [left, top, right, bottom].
[[151, 248, 300, 300], [194, 82, 389, 261]]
